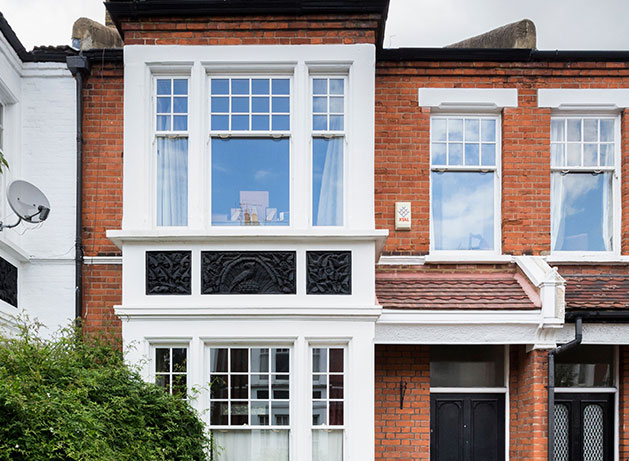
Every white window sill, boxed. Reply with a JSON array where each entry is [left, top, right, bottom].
[[107, 228, 389, 247], [425, 253, 513, 264], [545, 253, 629, 264]]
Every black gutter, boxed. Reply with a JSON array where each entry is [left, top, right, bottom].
[[83, 48, 124, 64], [565, 310, 629, 323], [548, 317, 582, 461], [377, 47, 629, 63], [66, 55, 91, 322]]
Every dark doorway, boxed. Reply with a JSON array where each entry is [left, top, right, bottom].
[[430, 393, 505, 461], [554, 393, 614, 461]]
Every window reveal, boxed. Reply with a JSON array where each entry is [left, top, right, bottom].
[[431, 116, 499, 251], [210, 78, 290, 226]]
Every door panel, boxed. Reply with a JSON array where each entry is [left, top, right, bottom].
[[431, 393, 505, 461], [554, 393, 614, 461]]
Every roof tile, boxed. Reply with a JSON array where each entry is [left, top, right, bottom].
[[564, 275, 629, 310]]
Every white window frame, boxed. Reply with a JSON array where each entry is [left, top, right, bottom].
[[149, 342, 190, 398], [0, 102, 4, 151], [549, 112, 621, 259], [208, 74, 294, 228], [309, 343, 347, 461], [309, 73, 349, 228], [429, 112, 502, 256], [205, 343, 294, 459], [151, 73, 191, 228]]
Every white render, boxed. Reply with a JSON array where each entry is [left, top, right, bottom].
[[0, 33, 76, 336]]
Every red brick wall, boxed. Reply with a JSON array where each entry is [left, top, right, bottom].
[[118, 14, 381, 46], [510, 346, 548, 461], [375, 60, 629, 256], [375, 345, 430, 460], [81, 61, 124, 334]]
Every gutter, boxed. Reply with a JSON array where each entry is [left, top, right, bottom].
[[66, 54, 90, 322]]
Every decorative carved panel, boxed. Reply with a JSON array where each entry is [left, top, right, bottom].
[[201, 251, 296, 294], [146, 251, 192, 295], [306, 251, 351, 295], [0, 257, 17, 307]]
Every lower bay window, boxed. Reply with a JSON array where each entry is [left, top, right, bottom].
[[209, 346, 291, 461], [154, 345, 188, 398], [312, 346, 345, 461]]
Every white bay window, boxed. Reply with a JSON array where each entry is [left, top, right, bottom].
[[550, 116, 619, 253], [430, 115, 500, 253]]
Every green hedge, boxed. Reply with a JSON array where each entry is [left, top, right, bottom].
[[0, 321, 211, 460]]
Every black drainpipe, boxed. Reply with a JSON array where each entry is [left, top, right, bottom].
[[66, 54, 90, 322], [547, 316, 582, 460]]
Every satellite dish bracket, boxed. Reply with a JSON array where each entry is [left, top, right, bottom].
[[0, 180, 52, 232], [0, 217, 21, 232]]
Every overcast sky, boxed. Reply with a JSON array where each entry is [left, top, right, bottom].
[[2, 0, 629, 51]]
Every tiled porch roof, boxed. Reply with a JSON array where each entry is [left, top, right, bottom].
[[563, 275, 629, 310], [376, 272, 540, 310]]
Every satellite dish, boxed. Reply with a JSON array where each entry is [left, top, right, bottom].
[[0, 180, 51, 231]]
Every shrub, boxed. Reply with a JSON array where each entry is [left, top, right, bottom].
[[0, 320, 211, 460]]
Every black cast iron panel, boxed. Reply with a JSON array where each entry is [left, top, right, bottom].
[[306, 251, 351, 295], [0, 257, 17, 307], [146, 251, 192, 295], [201, 251, 296, 294]]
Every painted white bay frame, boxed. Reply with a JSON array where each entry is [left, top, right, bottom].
[[419, 88, 517, 258], [538, 89, 626, 263], [118, 44, 382, 461]]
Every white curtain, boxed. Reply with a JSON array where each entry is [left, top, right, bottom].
[[601, 173, 612, 251], [550, 173, 564, 251], [213, 430, 289, 461], [316, 138, 343, 226], [312, 430, 343, 461], [157, 137, 188, 226]]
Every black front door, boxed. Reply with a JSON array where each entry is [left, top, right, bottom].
[[554, 393, 614, 461], [430, 393, 505, 461]]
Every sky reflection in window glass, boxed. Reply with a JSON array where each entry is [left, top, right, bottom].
[[211, 138, 289, 226], [432, 172, 494, 251], [551, 172, 612, 251]]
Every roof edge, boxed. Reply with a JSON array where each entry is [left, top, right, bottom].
[[0, 11, 30, 62], [378, 47, 629, 62]]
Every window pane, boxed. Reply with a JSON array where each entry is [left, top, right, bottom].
[[313, 97, 327, 113], [566, 143, 581, 167], [584, 119, 598, 142], [157, 79, 171, 95], [212, 139, 290, 226], [464, 144, 479, 165], [156, 374, 170, 390], [551, 173, 613, 252], [211, 402, 229, 425], [432, 119, 447, 142], [583, 143, 598, 167], [431, 172, 494, 251], [481, 119, 496, 142], [313, 79, 327, 95], [272, 79, 290, 95], [212, 97, 229, 113], [272, 349, 290, 373], [329, 375, 343, 399], [252, 78, 270, 95], [211, 375, 228, 399], [172, 374, 187, 397], [211, 79, 229, 95], [272, 401, 289, 425], [212, 430, 289, 461], [172, 348, 187, 373], [329, 79, 344, 95], [157, 97, 171, 113], [329, 116, 344, 131], [567, 119, 582, 141], [555, 345, 614, 387], [551, 144, 564, 167], [600, 119, 614, 142], [430, 346, 504, 387], [232, 79, 249, 95], [481, 143, 496, 166], [251, 401, 269, 426], [600, 143, 614, 166], [231, 349, 249, 372], [272, 375, 289, 399], [272, 97, 289, 113], [465, 119, 479, 142], [251, 374, 269, 399], [252, 97, 269, 113], [313, 348, 327, 373], [272, 115, 290, 131], [212, 115, 229, 131], [251, 348, 269, 373], [173, 115, 187, 131], [313, 374, 327, 399], [329, 401, 343, 425], [329, 349, 343, 373], [312, 430, 343, 461], [329, 97, 344, 113], [232, 97, 249, 113], [551, 119, 565, 142], [211, 348, 229, 372], [232, 115, 249, 131], [156, 348, 170, 373], [312, 401, 327, 426], [313, 115, 327, 131], [448, 119, 463, 141], [313, 138, 343, 226], [156, 137, 188, 226], [157, 115, 170, 131], [448, 143, 463, 165], [232, 375, 249, 399], [173, 79, 187, 95], [252, 115, 270, 131], [231, 402, 249, 425], [432, 143, 446, 165]]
